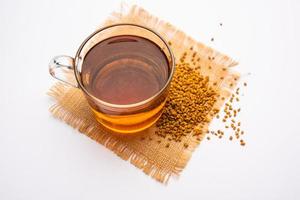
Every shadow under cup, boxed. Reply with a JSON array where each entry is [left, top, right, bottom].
[[49, 24, 175, 134]]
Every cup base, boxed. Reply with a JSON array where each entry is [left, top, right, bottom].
[[94, 110, 163, 134]]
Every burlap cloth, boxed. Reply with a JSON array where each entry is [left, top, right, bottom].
[[48, 4, 239, 184]]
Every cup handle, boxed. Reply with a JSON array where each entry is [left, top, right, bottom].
[[49, 55, 78, 88]]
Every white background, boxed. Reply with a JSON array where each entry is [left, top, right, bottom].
[[1, 0, 300, 199]]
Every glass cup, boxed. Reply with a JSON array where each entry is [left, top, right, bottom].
[[49, 23, 175, 134]]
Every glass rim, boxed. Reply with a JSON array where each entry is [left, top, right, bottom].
[[74, 23, 175, 109]]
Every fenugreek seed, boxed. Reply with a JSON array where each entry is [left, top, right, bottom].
[[168, 41, 172, 46], [240, 140, 246, 146]]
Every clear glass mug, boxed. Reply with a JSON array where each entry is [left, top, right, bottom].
[[49, 24, 175, 134]]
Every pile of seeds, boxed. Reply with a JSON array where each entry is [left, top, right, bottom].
[[155, 62, 218, 143], [151, 45, 247, 147], [153, 22, 247, 147]]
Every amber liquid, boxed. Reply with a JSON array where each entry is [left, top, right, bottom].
[[81, 35, 170, 133]]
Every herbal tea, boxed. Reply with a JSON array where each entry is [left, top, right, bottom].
[[80, 35, 171, 133], [81, 35, 169, 105]]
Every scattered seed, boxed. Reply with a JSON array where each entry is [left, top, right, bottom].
[[240, 140, 246, 146], [207, 81, 247, 147]]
